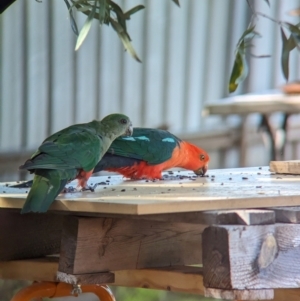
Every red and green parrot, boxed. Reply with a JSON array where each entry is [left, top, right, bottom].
[[97, 127, 209, 179], [19, 113, 133, 214], [13, 128, 209, 190]]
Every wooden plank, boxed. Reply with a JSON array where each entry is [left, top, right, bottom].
[[203, 93, 300, 116], [74, 209, 274, 225], [205, 288, 274, 300], [272, 206, 300, 223], [58, 216, 204, 274], [0, 211, 63, 261], [3, 167, 300, 215], [57, 271, 114, 285], [113, 267, 204, 294], [202, 224, 300, 289], [270, 160, 300, 174], [0, 257, 58, 282], [1, 257, 300, 298], [0, 257, 204, 294]]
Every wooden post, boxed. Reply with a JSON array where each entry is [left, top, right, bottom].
[[202, 224, 300, 290], [58, 216, 205, 274]]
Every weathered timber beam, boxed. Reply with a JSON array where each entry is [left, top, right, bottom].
[[1, 257, 300, 299], [59, 216, 205, 274], [0, 210, 63, 260], [271, 206, 300, 223], [205, 288, 274, 300], [0, 257, 204, 294], [202, 224, 300, 290], [75, 209, 275, 225], [270, 160, 300, 174]]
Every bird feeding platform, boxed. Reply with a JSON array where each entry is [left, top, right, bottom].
[[2, 166, 300, 300]]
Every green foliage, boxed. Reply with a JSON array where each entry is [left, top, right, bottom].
[[64, 0, 146, 61], [229, 1, 300, 93], [0, 279, 30, 301], [229, 26, 260, 93]]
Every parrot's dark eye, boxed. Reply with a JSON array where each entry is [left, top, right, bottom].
[[200, 154, 205, 161], [120, 118, 128, 125]]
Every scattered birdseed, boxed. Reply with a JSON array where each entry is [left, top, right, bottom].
[[121, 189, 126, 192], [221, 183, 224, 185], [98, 182, 106, 185], [257, 173, 261, 175], [256, 186, 262, 188], [259, 167, 262, 170], [229, 178, 232, 180], [276, 177, 282, 179], [242, 177, 248, 180], [133, 188, 137, 191]]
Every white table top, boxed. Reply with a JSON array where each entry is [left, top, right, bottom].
[[1, 166, 300, 215]]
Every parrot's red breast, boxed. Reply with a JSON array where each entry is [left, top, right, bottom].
[[106, 141, 209, 180]]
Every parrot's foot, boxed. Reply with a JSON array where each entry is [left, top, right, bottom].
[[62, 186, 77, 193], [81, 183, 99, 192]]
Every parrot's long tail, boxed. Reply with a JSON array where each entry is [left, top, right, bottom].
[[10, 180, 33, 188], [21, 170, 68, 214]]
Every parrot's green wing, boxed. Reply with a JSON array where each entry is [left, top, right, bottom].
[[107, 128, 181, 165], [22, 124, 103, 172]]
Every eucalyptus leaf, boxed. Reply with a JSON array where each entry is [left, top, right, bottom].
[[64, 0, 79, 36], [110, 17, 141, 62], [99, 0, 107, 24], [284, 22, 300, 43], [237, 26, 261, 46], [172, 0, 180, 6], [280, 27, 290, 80], [264, 0, 270, 7], [229, 42, 248, 93], [124, 5, 145, 19], [109, 1, 127, 33], [75, 1, 97, 51]]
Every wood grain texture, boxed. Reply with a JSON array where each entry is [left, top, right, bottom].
[[0, 210, 62, 261], [57, 271, 114, 285], [204, 93, 300, 116], [58, 216, 205, 274], [0, 257, 58, 282], [204, 288, 274, 300], [2, 167, 300, 215], [1, 257, 300, 297], [0, 257, 205, 295], [272, 206, 300, 223], [203, 224, 300, 289], [82, 209, 275, 225], [113, 267, 204, 294], [270, 160, 300, 174]]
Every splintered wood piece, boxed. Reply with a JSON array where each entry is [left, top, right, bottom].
[[204, 288, 274, 300], [202, 224, 300, 289], [59, 216, 205, 274], [57, 271, 114, 284], [270, 160, 300, 174], [0, 211, 63, 261], [272, 207, 300, 223]]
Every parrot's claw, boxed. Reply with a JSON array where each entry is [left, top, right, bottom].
[[62, 186, 77, 193], [81, 183, 98, 192]]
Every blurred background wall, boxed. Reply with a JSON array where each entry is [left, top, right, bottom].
[[1, 0, 300, 181]]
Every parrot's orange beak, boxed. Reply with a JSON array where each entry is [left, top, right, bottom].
[[193, 164, 208, 176]]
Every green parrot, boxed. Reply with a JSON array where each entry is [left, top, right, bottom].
[[19, 113, 133, 214]]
